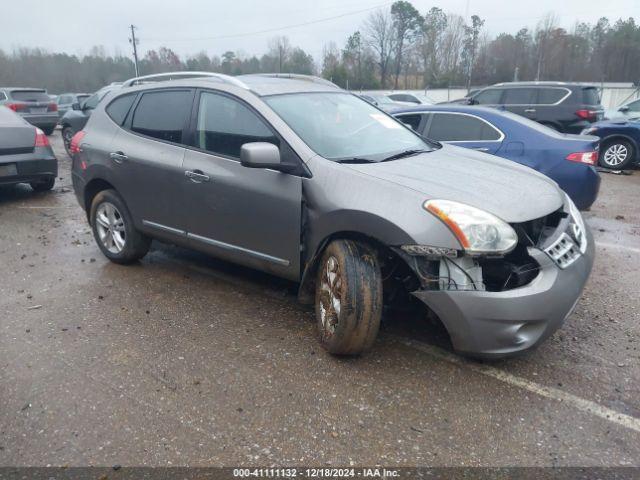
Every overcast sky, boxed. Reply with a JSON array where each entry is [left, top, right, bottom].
[[2, 0, 638, 61]]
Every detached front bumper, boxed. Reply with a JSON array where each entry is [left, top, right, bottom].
[[412, 228, 594, 358]]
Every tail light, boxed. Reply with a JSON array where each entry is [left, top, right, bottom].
[[69, 131, 86, 155], [566, 151, 597, 165], [48, 103, 58, 112], [6, 103, 28, 112], [575, 109, 597, 121], [34, 128, 50, 147]]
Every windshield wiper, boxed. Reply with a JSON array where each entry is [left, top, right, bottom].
[[381, 149, 428, 162], [335, 157, 376, 164]]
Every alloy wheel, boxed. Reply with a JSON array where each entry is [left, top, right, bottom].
[[603, 143, 628, 167], [319, 255, 342, 336], [95, 202, 126, 254]]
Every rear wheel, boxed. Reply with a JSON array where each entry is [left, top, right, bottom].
[[600, 139, 634, 169], [62, 126, 74, 156], [315, 240, 383, 355], [90, 189, 151, 264], [30, 177, 55, 192]]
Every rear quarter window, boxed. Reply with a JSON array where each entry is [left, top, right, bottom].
[[10, 90, 50, 102], [106, 93, 137, 125], [538, 88, 569, 105]]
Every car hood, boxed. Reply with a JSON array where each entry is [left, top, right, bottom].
[[343, 144, 564, 223]]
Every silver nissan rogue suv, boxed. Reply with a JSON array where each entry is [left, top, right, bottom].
[[70, 72, 594, 358]]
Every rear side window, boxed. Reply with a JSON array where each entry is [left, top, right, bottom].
[[538, 88, 568, 105], [106, 93, 137, 125], [582, 88, 601, 105], [10, 90, 50, 102], [131, 90, 192, 143], [473, 88, 503, 105], [427, 113, 501, 141], [196, 91, 278, 158], [502, 88, 537, 105]]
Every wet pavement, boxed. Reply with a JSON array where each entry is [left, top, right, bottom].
[[0, 132, 639, 466]]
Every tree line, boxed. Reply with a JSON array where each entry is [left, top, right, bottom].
[[0, 2, 638, 94]]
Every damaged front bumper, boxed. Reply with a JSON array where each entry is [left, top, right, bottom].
[[411, 227, 594, 358]]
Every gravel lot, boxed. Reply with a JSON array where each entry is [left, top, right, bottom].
[[0, 131, 638, 466]]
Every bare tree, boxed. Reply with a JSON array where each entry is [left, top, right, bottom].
[[268, 36, 291, 73], [364, 10, 396, 88]]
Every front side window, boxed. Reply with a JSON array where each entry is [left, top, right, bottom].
[[265, 92, 434, 161], [627, 99, 640, 111], [502, 88, 537, 105], [0, 92, 6, 101], [196, 91, 278, 158], [131, 90, 192, 143], [426, 113, 501, 142], [474, 88, 503, 105]]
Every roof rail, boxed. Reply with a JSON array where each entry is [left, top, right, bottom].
[[121, 71, 249, 89], [250, 73, 339, 89]]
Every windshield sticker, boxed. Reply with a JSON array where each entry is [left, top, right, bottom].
[[370, 113, 402, 129]]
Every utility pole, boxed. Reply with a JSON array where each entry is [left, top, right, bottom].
[[129, 25, 140, 77]]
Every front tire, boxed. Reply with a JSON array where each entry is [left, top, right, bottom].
[[90, 189, 151, 264], [42, 126, 55, 136], [315, 240, 383, 355], [600, 139, 635, 169]]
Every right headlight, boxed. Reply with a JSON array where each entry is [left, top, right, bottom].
[[424, 199, 518, 255]]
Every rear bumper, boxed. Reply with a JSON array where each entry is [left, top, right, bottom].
[[19, 114, 58, 129], [412, 229, 594, 358], [0, 155, 57, 186]]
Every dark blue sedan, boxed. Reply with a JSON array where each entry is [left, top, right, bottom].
[[392, 105, 601, 210], [582, 117, 640, 170]]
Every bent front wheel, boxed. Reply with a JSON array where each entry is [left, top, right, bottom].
[[315, 240, 383, 355]]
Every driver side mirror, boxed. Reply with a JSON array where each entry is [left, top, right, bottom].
[[619, 106, 630, 112], [240, 142, 294, 173], [71, 102, 81, 111]]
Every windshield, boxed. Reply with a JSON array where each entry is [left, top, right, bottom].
[[264, 92, 434, 161]]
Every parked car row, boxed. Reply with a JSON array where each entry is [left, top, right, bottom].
[[67, 72, 594, 359]]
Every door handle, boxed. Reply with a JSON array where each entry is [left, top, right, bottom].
[[185, 170, 210, 183], [524, 108, 536, 113], [474, 147, 490, 152], [109, 151, 128, 163]]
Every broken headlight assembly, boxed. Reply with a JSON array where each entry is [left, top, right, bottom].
[[423, 199, 518, 255]]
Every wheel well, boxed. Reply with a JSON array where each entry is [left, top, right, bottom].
[[83, 179, 115, 217], [600, 135, 636, 154], [297, 231, 420, 305]]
